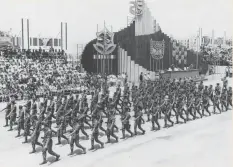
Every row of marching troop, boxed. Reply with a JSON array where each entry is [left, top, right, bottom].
[[1, 75, 232, 165]]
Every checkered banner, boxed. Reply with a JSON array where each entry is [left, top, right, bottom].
[[150, 39, 165, 60], [172, 41, 188, 64]]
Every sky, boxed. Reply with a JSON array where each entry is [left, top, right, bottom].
[[0, 0, 232, 55]]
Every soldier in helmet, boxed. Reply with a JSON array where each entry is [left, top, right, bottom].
[[208, 85, 214, 104], [213, 92, 222, 114], [1, 97, 12, 127], [175, 90, 187, 124], [227, 87, 232, 108], [16, 105, 25, 137], [29, 116, 43, 154], [220, 89, 228, 112], [162, 95, 174, 128], [134, 105, 145, 135], [120, 101, 133, 139], [40, 124, 60, 165], [56, 115, 69, 145], [150, 98, 161, 130], [202, 93, 211, 116], [186, 94, 196, 120], [7, 98, 17, 131], [68, 117, 86, 155], [106, 100, 118, 143], [89, 118, 104, 150]]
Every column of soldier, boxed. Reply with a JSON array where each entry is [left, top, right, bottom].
[[1, 77, 232, 165]]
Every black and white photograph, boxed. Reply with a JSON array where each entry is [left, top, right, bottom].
[[0, 0, 232, 167]]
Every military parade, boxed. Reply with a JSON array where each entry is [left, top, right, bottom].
[[1, 74, 231, 165]]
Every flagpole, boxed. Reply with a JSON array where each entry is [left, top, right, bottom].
[[21, 18, 24, 50], [152, 58, 154, 72], [27, 19, 30, 50], [103, 21, 106, 75], [150, 40, 151, 71], [97, 24, 99, 74]]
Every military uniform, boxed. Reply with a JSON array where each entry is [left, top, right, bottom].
[[40, 127, 60, 165], [68, 120, 86, 155]]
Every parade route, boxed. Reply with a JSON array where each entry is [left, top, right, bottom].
[[0, 77, 232, 167]]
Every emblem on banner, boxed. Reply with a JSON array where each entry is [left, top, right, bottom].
[[129, 0, 144, 16], [41, 38, 50, 47], [150, 39, 165, 60], [93, 27, 116, 55]]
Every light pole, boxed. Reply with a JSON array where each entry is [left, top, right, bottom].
[[196, 29, 200, 69]]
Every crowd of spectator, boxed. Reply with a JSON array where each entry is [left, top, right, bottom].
[[0, 50, 84, 102]]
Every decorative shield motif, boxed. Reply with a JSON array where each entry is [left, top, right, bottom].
[[93, 26, 116, 55], [150, 39, 165, 60], [129, 0, 144, 16]]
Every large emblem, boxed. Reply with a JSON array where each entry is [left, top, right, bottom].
[[129, 0, 144, 16], [93, 26, 116, 55], [39, 38, 50, 47], [150, 39, 165, 60]]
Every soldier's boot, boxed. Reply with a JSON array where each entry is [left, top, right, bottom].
[[128, 129, 134, 137], [106, 132, 111, 143], [68, 145, 74, 155], [89, 142, 95, 151], [202, 110, 207, 117], [120, 130, 126, 139], [83, 147, 86, 154], [29, 143, 36, 154], [146, 114, 150, 122], [22, 136, 28, 144], [55, 155, 60, 161], [40, 151, 47, 165], [111, 132, 118, 142], [175, 115, 179, 124], [15, 130, 20, 138], [55, 136, 61, 145], [3, 118, 9, 127], [8, 122, 13, 131], [164, 118, 168, 128]]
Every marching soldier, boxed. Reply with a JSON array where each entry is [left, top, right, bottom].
[[40, 125, 60, 165], [134, 105, 145, 135], [89, 118, 104, 150], [220, 89, 228, 112], [16, 105, 24, 137], [162, 96, 174, 128], [227, 87, 232, 108], [7, 99, 17, 131], [186, 94, 196, 120], [30, 117, 43, 154], [120, 104, 133, 139], [1, 99, 12, 127], [56, 116, 69, 145], [68, 117, 86, 155], [202, 94, 211, 116], [23, 108, 31, 144], [213, 93, 222, 114], [106, 104, 118, 143], [150, 99, 161, 130], [175, 92, 187, 124], [194, 94, 203, 119]]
